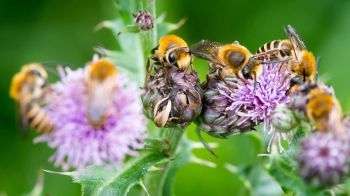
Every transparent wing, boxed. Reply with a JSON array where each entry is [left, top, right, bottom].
[[252, 49, 291, 64], [18, 85, 32, 137], [190, 40, 226, 65], [284, 25, 307, 61]]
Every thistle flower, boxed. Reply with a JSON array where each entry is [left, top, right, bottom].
[[298, 132, 349, 187], [142, 66, 203, 128], [133, 11, 154, 31], [197, 63, 291, 138], [34, 62, 147, 170]]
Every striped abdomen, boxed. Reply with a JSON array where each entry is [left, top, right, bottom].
[[256, 40, 293, 60], [26, 103, 53, 133]]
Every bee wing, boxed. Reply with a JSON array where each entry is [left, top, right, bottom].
[[190, 40, 226, 66], [284, 25, 307, 61], [252, 49, 291, 64], [17, 85, 32, 137], [40, 62, 74, 80]]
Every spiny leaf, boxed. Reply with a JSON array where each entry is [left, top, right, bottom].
[[157, 19, 186, 37], [47, 152, 166, 196]]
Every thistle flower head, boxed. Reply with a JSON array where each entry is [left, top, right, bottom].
[[298, 132, 349, 187], [133, 11, 154, 31], [142, 66, 203, 128], [197, 63, 291, 138], [35, 61, 147, 170]]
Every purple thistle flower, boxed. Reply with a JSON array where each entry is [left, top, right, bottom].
[[34, 65, 147, 170], [197, 63, 291, 138], [298, 132, 349, 187]]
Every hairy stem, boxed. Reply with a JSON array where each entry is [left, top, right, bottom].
[[141, 0, 157, 72]]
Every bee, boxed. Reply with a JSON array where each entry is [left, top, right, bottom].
[[147, 35, 193, 78], [191, 40, 262, 82], [86, 58, 118, 128], [300, 83, 343, 133], [256, 25, 317, 94], [10, 64, 53, 136]]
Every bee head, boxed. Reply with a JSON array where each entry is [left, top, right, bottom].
[[158, 35, 192, 70]]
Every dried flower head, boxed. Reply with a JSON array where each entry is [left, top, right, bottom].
[[133, 11, 154, 31], [35, 60, 147, 170], [298, 132, 349, 187], [142, 66, 203, 128], [197, 63, 291, 138]]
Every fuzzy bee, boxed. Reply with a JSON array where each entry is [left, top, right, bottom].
[[256, 25, 318, 94], [10, 64, 53, 136], [293, 82, 344, 133], [147, 35, 193, 79], [143, 35, 202, 128], [85, 59, 118, 128]]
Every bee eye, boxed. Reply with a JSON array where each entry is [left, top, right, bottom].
[[168, 51, 176, 65], [228, 51, 245, 68]]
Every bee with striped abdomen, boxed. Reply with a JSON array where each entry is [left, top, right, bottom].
[[147, 35, 193, 79], [10, 64, 53, 136], [256, 25, 317, 94], [86, 58, 118, 128]]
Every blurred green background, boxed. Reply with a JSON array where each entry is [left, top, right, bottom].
[[1, 0, 350, 195]]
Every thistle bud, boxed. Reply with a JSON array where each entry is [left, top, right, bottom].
[[298, 132, 349, 187], [142, 66, 203, 128], [133, 11, 154, 31], [270, 104, 297, 132]]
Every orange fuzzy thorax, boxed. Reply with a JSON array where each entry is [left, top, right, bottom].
[[157, 35, 188, 57], [88, 59, 117, 82], [306, 88, 342, 132], [218, 44, 252, 72]]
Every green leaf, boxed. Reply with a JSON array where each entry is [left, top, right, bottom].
[[48, 152, 166, 196], [247, 167, 284, 196], [157, 19, 186, 37], [144, 135, 192, 196]]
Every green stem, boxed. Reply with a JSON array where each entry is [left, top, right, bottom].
[[163, 128, 185, 156], [141, 0, 157, 73], [144, 128, 185, 196]]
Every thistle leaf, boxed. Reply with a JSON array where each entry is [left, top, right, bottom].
[[48, 152, 166, 196]]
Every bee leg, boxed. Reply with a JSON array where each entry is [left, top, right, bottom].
[[253, 71, 257, 92], [146, 57, 152, 82], [287, 76, 303, 95]]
